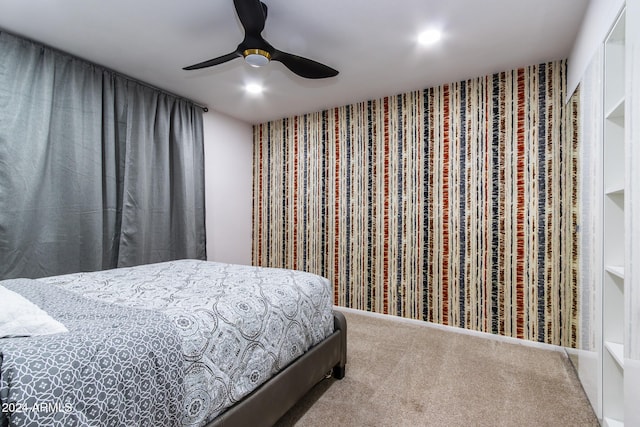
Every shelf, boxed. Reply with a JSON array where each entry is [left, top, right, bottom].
[[605, 186, 625, 196], [602, 6, 626, 425], [604, 341, 625, 369], [604, 12, 625, 114], [605, 97, 625, 126], [604, 417, 624, 427], [606, 10, 626, 44], [605, 265, 625, 279]]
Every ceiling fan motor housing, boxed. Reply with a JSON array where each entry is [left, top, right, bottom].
[[243, 48, 271, 67]]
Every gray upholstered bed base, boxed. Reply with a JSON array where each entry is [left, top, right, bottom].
[[206, 311, 347, 427]]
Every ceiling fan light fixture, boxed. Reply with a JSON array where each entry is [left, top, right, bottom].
[[243, 49, 271, 67], [183, 1, 338, 79]]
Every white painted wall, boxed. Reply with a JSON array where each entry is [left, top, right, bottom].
[[576, 45, 604, 419], [202, 110, 253, 265], [625, 0, 640, 422], [567, 0, 625, 97]]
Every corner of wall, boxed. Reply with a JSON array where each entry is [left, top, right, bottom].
[[567, 0, 625, 98], [202, 110, 254, 265]]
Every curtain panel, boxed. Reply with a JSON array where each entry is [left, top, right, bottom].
[[0, 32, 206, 279]]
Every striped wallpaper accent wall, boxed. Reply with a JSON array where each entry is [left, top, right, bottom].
[[252, 60, 580, 347]]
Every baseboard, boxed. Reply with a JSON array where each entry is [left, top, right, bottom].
[[334, 305, 567, 354]]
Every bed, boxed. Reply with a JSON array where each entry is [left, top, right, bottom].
[[0, 259, 347, 427]]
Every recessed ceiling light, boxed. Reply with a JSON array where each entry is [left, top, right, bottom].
[[418, 29, 442, 46], [245, 83, 264, 95]]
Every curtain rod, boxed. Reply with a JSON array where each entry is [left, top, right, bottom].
[[111, 67, 209, 112], [124, 77, 209, 113], [94, 65, 210, 113], [1, 29, 209, 113]]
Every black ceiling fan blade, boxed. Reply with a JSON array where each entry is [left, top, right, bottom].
[[183, 51, 241, 70], [183, 2, 338, 79], [233, 0, 267, 36], [271, 50, 339, 79]]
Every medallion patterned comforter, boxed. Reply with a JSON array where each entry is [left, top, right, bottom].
[[0, 279, 185, 427], [34, 259, 335, 426]]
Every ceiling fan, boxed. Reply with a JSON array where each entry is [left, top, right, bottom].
[[183, 0, 339, 79]]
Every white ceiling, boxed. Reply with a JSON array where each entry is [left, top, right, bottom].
[[0, 0, 588, 124]]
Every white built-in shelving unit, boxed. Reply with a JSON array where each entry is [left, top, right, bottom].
[[602, 8, 626, 427]]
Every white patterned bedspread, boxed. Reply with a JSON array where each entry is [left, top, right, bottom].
[[38, 259, 335, 426], [1, 279, 185, 427]]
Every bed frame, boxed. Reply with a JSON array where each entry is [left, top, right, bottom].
[[206, 311, 347, 427]]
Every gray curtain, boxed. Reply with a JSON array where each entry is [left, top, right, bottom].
[[0, 32, 206, 279]]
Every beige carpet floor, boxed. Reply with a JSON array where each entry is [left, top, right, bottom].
[[275, 309, 599, 427]]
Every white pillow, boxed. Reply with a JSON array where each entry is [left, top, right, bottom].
[[0, 285, 69, 338]]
